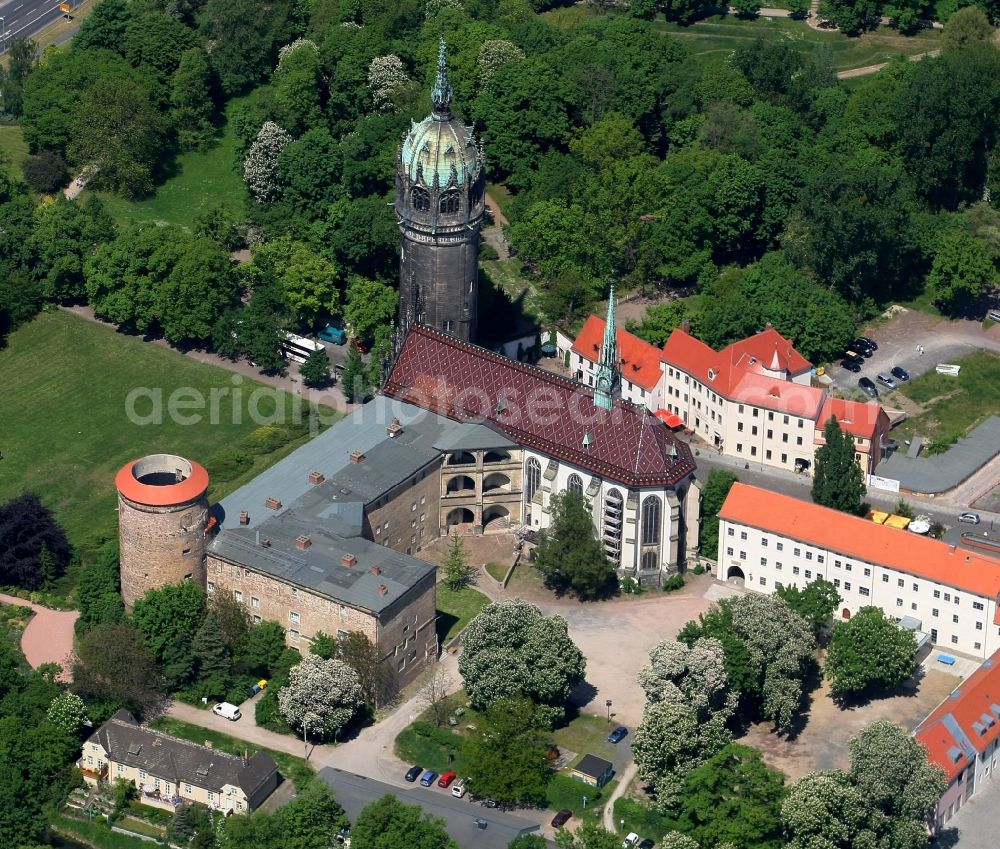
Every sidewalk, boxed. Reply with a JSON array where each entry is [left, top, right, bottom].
[[0, 591, 78, 681]]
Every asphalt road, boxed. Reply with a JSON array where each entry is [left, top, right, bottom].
[[0, 0, 66, 52]]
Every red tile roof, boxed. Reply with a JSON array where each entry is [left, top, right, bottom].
[[571, 316, 663, 391], [817, 397, 887, 440], [661, 329, 735, 393], [718, 482, 1000, 598], [727, 372, 825, 419], [115, 459, 209, 507], [723, 327, 812, 376], [917, 652, 1000, 781], [384, 325, 696, 487]]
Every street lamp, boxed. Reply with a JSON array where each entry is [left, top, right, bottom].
[[606, 699, 612, 721]]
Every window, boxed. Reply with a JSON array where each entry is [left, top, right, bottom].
[[567, 474, 584, 498], [896, 598, 903, 607], [834, 578, 841, 588], [290, 629, 300, 641], [768, 411, 774, 421], [913, 583, 918, 591], [817, 555, 824, 564], [797, 436, 803, 445], [897, 578, 904, 587], [974, 601, 985, 611], [932, 608, 939, 617], [117, 764, 124, 774], [792, 566, 800, 575], [737, 444, 743, 453], [945, 593, 951, 601], [953, 615, 959, 624], [767, 429, 773, 439], [784, 415, 789, 424], [864, 567, 871, 577], [976, 642, 983, 651], [233, 590, 243, 603], [845, 582, 851, 591], [765, 450, 772, 460], [762, 538, 769, 547], [775, 562, 782, 570], [139, 770, 147, 780], [251, 596, 260, 608], [794, 547, 801, 556], [911, 603, 917, 611], [738, 422, 744, 432], [184, 783, 192, 794], [751, 447, 757, 456], [934, 589, 941, 599], [806, 551, 813, 561], [805, 570, 812, 578], [952, 636, 959, 645], [641, 496, 661, 545], [977, 622, 984, 631], [882, 574, 889, 583], [525, 457, 541, 503], [207, 581, 215, 592], [760, 557, 767, 566], [760, 577, 767, 586], [411, 502, 416, 512], [439, 190, 460, 214], [859, 587, 870, 596], [752, 426, 758, 435], [726, 547, 734, 556], [411, 187, 430, 211], [740, 531, 748, 540], [776, 542, 783, 551], [290, 611, 300, 624], [728, 527, 734, 537]]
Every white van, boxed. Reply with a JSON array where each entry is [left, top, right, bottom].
[[212, 702, 241, 721], [451, 780, 467, 798]]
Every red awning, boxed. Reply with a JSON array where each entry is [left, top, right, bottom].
[[655, 410, 684, 429]]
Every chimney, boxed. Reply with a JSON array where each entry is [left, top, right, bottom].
[[349, 450, 365, 464], [239, 511, 249, 525], [387, 417, 403, 438], [949, 545, 957, 555], [265, 496, 282, 510], [378, 584, 388, 596], [371, 565, 382, 576], [308, 470, 325, 485], [680, 319, 691, 334], [341, 553, 358, 568], [295, 535, 311, 550], [765, 321, 773, 330]]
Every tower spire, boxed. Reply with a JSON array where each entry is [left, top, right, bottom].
[[431, 37, 452, 119], [594, 286, 619, 410]]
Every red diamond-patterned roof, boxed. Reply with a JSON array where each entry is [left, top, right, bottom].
[[384, 326, 696, 488]]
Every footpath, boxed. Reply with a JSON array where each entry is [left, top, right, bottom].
[[0, 591, 78, 681]]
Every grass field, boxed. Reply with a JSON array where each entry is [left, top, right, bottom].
[[82, 98, 249, 229], [151, 716, 314, 789], [547, 773, 617, 818], [435, 584, 491, 645], [484, 561, 507, 582], [542, 6, 940, 73], [896, 350, 1000, 447], [0, 311, 327, 552], [614, 796, 677, 843], [0, 125, 29, 183]]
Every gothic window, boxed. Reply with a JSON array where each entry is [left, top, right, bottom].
[[641, 496, 661, 545], [525, 457, 541, 503], [439, 190, 460, 214], [566, 474, 583, 498], [641, 551, 658, 571], [411, 187, 430, 212]]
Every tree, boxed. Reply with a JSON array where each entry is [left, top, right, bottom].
[[23, 150, 68, 194], [478, 39, 525, 88], [71, 622, 165, 717], [418, 666, 454, 728], [350, 795, 459, 849], [76, 544, 125, 635], [158, 236, 238, 346], [74, 0, 131, 52], [509, 835, 548, 849], [244, 121, 292, 202], [68, 76, 163, 198], [0, 38, 36, 117], [463, 697, 553, 806], [775, 578, 841, 636], [782, 771, 868, 849], [31, 194, 115, 303], [942, 6, 994, 52], [825, 607, 917, 695], [277, 654, 362, 739], [699, 470, 738, 557], [632, 698, 710, 811], [0, 492, 71, 590], [46, 692, 89, 736], [534, 492, 616, 600], [442, 532, 476, 591], [367, 55, 410, 111], [553, 820, 622, 849], [277, 128, 343, 219], [733, 0, 762, 17], [309, 632, 337, 660], [812, 417, 866, 516], [626, 300, 690, 347], [246, 236, 339, 325], [929, 230, 996, 314], [677, 743, 785, 849], [208, 590, 252, 653], [299, 347, 331, 388], [237, 620, 288, 677], [273, 42, 324, 135], [131, 582, 206, 689], [171, 48, 215, 151], [340, 344, 371, 403], [818, 0, 882, 33], [219, 779, 348, 849], [194, 203, 242, 251], [342, 277, 398, 344], [332, 631, 396, 708], [200, 0, 293, 96], [459, 599, 586, 725], [193, 613, 233, 681]]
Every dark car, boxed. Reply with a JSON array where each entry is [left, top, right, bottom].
[[847, 344, 873, 359], [608, 725, 629, 744], [852, 338, 875, 353], [858, 377, 878, 398], [404, 764, 423, 782], [638, 840, 656, 849], [840, 357, 862, 373], [551, 809, 573, 828], [857, 336, 878, 350], [890, 365, 910, 381]]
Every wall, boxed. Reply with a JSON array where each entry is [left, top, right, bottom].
[[365, 458, 443, 555], [439, 448, 524, 533]]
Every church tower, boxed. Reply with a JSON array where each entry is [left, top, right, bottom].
[[395, 39, 485, 342], [594, 287, 620, 409]]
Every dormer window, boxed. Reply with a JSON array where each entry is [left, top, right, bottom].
[[439, 190, 460, 214], [411, 187, 430, 212]]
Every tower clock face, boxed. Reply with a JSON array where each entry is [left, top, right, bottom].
[[597, 373, 612, 392]]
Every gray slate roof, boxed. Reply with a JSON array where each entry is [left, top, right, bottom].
[[88, 710, 277, 798]]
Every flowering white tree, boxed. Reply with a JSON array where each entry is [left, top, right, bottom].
[[47, 692, 89, 735], [277, 38, 319, 69], [367, 55, 409, 111], [425, 0, 463, 19], [478, 39, 524, 87], [278, 654, 363, 739], [660, 835, 701, 849], [782, 771, 867, 849], [631, 699, 706, 812], [243, 121, 292, 202]]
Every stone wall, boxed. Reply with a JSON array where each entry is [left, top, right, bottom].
[[365, 459, 443, 555]]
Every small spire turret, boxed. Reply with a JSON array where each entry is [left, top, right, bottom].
[[594, 286, 620, 410], [431, 38, 452, 119]]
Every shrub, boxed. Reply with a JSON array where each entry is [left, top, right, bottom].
[[480, 242, 500, 260], [204, 448, 254, 482], [621, 576, 644, 594], [662, 573, 685, 592], [692, 563, 705, 575], [255, 684, 293, 734], [239, 425, 288, 455]]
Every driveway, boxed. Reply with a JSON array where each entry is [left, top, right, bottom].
[[0, 592, 78, 681]]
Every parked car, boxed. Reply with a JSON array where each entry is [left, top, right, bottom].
[[437, 771, 457, 788], [404, 765, 423, 782], [852, 338, 875, 355], [623, 834, 640, 849], [847, 344, 873, 359], [551, 809, 573, 828], [212, 702, 241, 721], [890, 366, 910, 381], [608, 725, 629, 744], [857, 336, 878, 350], [318, 325, 347, 345], [884, 439, 899, 454], [482, 798, 499, 808], [451, 779, 467, 798], [959, 512, 981, 525], [876, 372, 897, 389], [637, 840, 655, 849], [420, 770, 439, 787], [840, 357, 862, 373], [858, 377, 878, 398], [987, 309, 1000, 322]]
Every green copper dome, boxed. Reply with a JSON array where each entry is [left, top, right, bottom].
[[399, 39, 480, 189]]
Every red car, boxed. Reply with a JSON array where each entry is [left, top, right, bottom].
[[437, 770, 457, 788]]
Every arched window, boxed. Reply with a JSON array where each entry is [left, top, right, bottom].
[[439, 190, 460, 214], [566, 474, 584, 498], [411, 187, 430, 212], [641, 496, 661, 546], [525, 457, 541, 503]]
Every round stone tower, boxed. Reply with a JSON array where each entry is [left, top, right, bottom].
[[395, 38, 485, 343], [115, 454, 210, 609]]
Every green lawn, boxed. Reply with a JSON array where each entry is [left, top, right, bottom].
[[0, 124, 29, 184], [394, 720, 471, 774], [82, 97, 249, 229], [0, 311, 331, 553], [51, 813, 158, 849], [896, 350, 1000, 447], [435, 584, 491, 645], [484, 561, 507, 582], [150, 716, 314, 789], [552, 713, 620, 759]]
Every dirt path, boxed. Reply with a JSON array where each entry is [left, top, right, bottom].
[[603, 763, 637, 833], [0, 592, 78, 681], [836, 48, 940, 78]]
